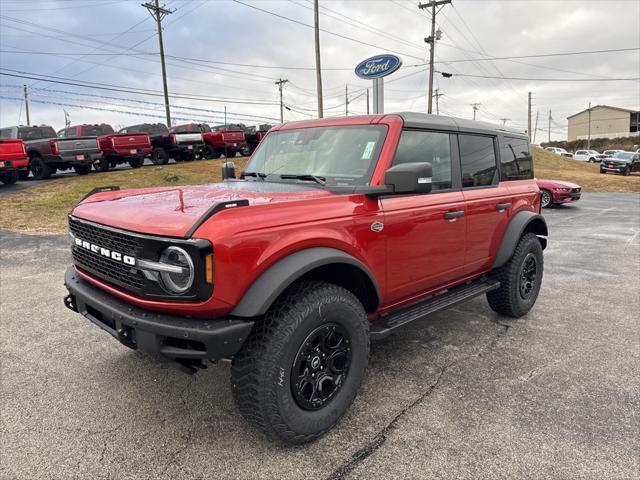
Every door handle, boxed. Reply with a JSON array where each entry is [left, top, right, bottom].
[[444, 210, 465, 220], [496, 203, 512, 211]]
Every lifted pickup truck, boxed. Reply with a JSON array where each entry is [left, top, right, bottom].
[[59, 124, 152, 172], [64, 113, 547, 444], [119, 123, 203, 164], [239, 124, 272, 156], [0, 125, 100, 179], [170, 123, 246, 159], [0, 138, 28, 184]]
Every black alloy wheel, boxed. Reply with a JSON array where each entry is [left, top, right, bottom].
[[291, 323, 352, 411], [519, 253, 538, 299]]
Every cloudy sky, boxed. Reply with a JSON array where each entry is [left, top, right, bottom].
[[0, 0, 638, 141]]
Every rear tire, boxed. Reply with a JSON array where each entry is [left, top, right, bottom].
[[225, 149, 237, 158], [540, 189, 552, 208], [152, 147, 169, 165], [30, 156, 52, 180], [205, 146, 220, 159], [74, 164, 92, 175], [0, 171, 19, 185], [231, 281, 369, 445], [487, 233, 544, 318]]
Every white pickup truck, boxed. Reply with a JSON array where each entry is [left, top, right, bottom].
[[573, 149, 608, 163]]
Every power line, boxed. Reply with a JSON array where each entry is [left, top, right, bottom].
[[437, 71, 640, 82]]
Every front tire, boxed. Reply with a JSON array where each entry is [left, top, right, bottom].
[[487, 233, 544, 318], [74, 164, 92, 175], [231, 281, 369, 444], [540, 189, 552, 208], [30, 156, 52, 180], [94, 157, 110, 172], [152, 147, 170, 165]]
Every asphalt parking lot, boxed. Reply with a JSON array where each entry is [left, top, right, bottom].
[[1, 192, 639, 479]]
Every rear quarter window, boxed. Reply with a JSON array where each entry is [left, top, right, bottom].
[[500, 136, 533, 181], [459, 134, 498, 187]]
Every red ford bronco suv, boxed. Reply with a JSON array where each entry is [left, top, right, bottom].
[[63, 113, 546, 444]]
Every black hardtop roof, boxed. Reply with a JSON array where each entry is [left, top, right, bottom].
[[398, 112, 527, 138]]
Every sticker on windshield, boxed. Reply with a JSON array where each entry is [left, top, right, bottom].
[[361, 141, 376, 160]]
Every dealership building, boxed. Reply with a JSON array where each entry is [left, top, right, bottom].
[[567, 105, 640, 141]]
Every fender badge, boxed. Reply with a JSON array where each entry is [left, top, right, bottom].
[[371, 221, 384, 233]]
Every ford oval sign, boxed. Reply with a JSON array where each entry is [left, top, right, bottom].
[[355, 54, 402, 79]]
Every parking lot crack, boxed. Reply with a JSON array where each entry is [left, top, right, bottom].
[[325, 363, 451, 480], [326, 323, 512, 480]]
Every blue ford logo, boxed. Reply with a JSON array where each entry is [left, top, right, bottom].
[[355, 54, 402, 79]]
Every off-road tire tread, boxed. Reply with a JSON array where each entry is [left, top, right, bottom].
[[231, 280, 368, 444], [487, 232, 543, 318]]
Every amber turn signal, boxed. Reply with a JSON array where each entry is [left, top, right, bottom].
[[205, 254, 214, 284]]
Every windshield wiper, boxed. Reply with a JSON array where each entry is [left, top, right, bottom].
[[278, 174, 326, 186], [242, 171, 267, 180]]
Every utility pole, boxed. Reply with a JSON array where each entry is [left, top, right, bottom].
[[471, 103, 481, 120], [419, 0, 451, 114], [527, 92, 532, 142], [224, 106, 227, 127], [23, 84, 30, 126], [548, 109, 552, 143], [143, 0, 174, 127], [533, 111, 539, 143], [366, 88, 370, 115], [587, 102, 592, 149], [275, 78, 288, 123], [313, 0, 324, 118], [500, 118, 510, 126], [345, 85, 349, 116], [433, 88, 444, 115]]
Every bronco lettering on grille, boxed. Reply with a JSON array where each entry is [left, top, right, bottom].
[[74, 237, 136, 266]]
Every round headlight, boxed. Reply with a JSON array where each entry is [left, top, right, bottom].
[[159, 246, 194, 294]]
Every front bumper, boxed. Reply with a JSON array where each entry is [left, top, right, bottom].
[[601, 164, 628, 173], [64, 267, 254, 370]]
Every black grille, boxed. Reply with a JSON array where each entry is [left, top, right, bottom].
[[572, 187, 581, 193], [69, 217, 145, 291]]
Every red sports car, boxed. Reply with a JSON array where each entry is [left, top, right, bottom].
[[536, 179, 582, 208]]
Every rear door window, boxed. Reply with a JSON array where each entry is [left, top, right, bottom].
[[392, 130, 452, 191], [458, 134, 498, 188], [499, 136, 533, 181]]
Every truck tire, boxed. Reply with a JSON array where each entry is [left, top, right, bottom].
[[18, 170, 29, 180], [487, 232, 543, 318], [128, 157, 144, 168], [205, 146, 220, 159], [74, 164, 92, 175], [152, 147, 169, 165], [30, 156, 52, 180], [231, 280, 369, 444], [94, 157, 110, 172], [0, 171, 19, 185], [240, 145, 253, 157], [623, 167, 631, 176], [225, 149, 237, 158]]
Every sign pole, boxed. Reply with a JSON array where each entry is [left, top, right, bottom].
[[372, 78, 384, 114]]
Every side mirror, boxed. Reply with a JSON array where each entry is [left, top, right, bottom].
[[384, 162, 432, 194], [221, 161, 236, 180]]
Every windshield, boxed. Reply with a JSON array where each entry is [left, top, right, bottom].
[[18, 126, 56, 140], [244, 125, 388, 186], [612, 152, 634, 160]]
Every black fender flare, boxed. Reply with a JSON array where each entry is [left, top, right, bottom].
[[230, 247, 381, 318], [493, 211, 548, 269]]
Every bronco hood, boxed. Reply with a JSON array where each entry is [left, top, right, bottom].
[[71, 181, 332, 238]]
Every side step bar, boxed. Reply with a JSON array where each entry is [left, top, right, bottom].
[[370, 278, 500, 340]]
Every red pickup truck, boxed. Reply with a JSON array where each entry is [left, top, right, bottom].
[[59, 124, 151, 172], [0, 138, 28, 184], [170, 123, 246, 159], [64, 113, 547, 444]]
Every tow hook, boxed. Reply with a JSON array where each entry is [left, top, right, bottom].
[[63, 294, 78, 313]]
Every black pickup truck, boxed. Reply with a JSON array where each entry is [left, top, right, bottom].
[[0, 125, 101, 179], [118, 123, 204, 164]]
